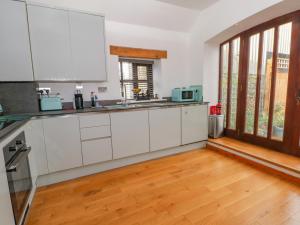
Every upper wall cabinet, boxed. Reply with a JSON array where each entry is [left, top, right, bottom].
[[69, 11, 107, 81], [0, 0, 34, 81], [27, 4, 107, 81], [27, 5, 72, 81]]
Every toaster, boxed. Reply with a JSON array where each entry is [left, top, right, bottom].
[[40, 96, 62, 111]]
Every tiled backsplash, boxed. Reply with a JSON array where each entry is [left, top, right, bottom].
[[0, 82, 39, 114]]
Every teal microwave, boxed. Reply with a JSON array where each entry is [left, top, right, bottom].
[[172, 85, 203, 102]]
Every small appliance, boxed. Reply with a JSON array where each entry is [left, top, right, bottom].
[[40, 96, 62, 111], [190, 85, 203, 102], [75, 93, 84, 109], [172, 85, 203, 102]]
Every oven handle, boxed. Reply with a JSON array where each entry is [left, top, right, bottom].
[[6, 146, 31, 173]]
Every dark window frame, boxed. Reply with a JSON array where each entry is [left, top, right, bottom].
[[119, 58, 154, 100]]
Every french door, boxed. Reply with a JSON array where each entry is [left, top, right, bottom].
[[220, 11, 300, 156]]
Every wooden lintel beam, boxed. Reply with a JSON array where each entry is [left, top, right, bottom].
[[110, 45, 167, 59]]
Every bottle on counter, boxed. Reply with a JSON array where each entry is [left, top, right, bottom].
[[74, 90, 84, 110], [91, 92, 97, 108]]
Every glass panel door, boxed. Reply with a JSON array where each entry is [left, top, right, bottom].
[[257, 28, 275, 137], [245, 33, 260, 134], [220, 43, 229, 127], [228, 38, 240, 130], [271, 22, 292, 141]]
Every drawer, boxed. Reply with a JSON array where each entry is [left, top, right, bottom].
[[79, 114, 110, 128], [80, 126, 111, 141], [82, 138, 112, 166]]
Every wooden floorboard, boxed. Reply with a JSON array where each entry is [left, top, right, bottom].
[[26, 149, 300, 225], [209, 137, 300, 173]]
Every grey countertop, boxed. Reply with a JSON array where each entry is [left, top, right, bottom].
[[0, 101, 208, 142]]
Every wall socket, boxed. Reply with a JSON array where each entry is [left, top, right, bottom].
[[98, 87, 107, 93]]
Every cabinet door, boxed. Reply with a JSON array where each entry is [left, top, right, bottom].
[[25, 120, 49, 176], [69, 12, 107, 81], [43, 116, 82, 173], [27, 5, 72, 81], [111, 110, 149, 159], [0, 0, 33, 81], [182, 105, 208, 145], [82, 138, 112, 166], [149, 108, 181, 151], [0, 143, 15, 225]]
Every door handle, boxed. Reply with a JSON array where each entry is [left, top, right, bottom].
[[296, 90, 300, 104]]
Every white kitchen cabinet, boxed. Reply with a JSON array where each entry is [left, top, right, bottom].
[[111, 110, 150, 159], [0, 142, 15, 225], [82, 138, 112, 166], [27, 4, 107, 81], [79, 113, 110, 128], [25, 120, 49, 177], [0, 0, 33, 81], [69, 11, 107, 81], [43, 116, 82, 173], [182, 105, 208, 145], [27, 4, 72, 81], [149, 108, 181, 151], [80, 126, 111, 141]]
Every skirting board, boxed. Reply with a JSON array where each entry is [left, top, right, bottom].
[[37, 141, 206, 187], [208, 142, 300, 179]]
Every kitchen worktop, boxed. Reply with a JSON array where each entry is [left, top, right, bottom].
[[0, 101, 208, 142]]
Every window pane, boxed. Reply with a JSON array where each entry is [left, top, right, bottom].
[[229, 38, 240, 130], [138, 82, 148, 94], [272, 22, 292, 141], [245, 33, 260, 134], [123, 82, 134, 99], [221, 43, 229, 126], [137, 66, 147, 80], [257, 28, 275, 137], [122, 62, 133, 80]]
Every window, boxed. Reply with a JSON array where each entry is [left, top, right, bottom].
[[119, 58, 154, 100]]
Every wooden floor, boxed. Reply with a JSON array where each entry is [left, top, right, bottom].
[[209, 137, 300, 174], [27, 149, 300, 225]]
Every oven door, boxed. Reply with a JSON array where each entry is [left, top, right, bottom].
[[6, 147, 32, 225], [181, 90, 194, 101]]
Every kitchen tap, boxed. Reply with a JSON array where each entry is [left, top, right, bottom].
[[0, 104, 3, 116]]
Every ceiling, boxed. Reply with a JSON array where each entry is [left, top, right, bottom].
[[157, 0, 220, 11]]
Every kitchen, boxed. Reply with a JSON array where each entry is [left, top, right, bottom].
[[1, 1, 300, 225]]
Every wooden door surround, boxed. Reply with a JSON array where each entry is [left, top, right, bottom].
[[219, 10, 300, 157]]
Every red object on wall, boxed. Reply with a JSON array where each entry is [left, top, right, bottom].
[[216, 102, 222, 115], [210, 106, 217, 115]]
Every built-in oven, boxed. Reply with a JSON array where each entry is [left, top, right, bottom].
[[3, 131, 32, 225]]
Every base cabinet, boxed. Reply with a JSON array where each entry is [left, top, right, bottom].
[[25, 120, 49, 176], [149, 108, 181, 151], [82, 138, 112, 166], [182, 105, 208, 145], [111, 110, 150, 159], [43, 116, 82, 173]]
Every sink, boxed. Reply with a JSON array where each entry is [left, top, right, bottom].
[[104, 103, 153, 110]]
